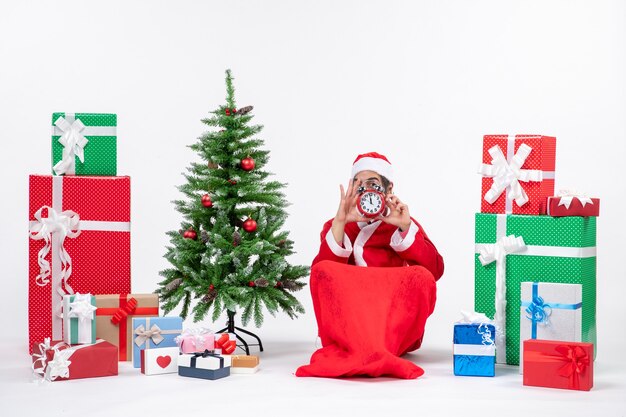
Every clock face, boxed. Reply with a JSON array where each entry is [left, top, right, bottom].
[[359, 191, 384, 216]]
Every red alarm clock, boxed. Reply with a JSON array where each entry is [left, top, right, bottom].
[[357, 183, 387, 218]]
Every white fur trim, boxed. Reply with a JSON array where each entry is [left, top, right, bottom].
[[353, 221, 382, 266], [390, 221, 419, 252], [351, 157, 394, 182], [325, 229, 353, 258]]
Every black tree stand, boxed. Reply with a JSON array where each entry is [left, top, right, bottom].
[[216, 310, 264, 355]]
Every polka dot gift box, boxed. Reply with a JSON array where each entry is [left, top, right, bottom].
[[474, 213, 596, 366], [478, 134, 556, 215], [51, 112, 117, 176], [28, 175, 131, 353]]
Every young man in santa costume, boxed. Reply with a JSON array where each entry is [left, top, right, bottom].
[[296, 152, 444, 379]]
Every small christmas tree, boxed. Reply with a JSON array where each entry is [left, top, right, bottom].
[[157, 69, 308, 329]]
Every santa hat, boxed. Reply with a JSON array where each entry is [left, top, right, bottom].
[[350, 152, 394, 182]]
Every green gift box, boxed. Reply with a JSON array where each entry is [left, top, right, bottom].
[[474, 213, 596, 365], [51, 112, 117, 176]]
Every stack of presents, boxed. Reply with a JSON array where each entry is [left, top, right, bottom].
[[453, 134, 599, 391], [29, 113, 259, 382]]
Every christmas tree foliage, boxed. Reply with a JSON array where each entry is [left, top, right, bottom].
[[157, 70, 308, 327]]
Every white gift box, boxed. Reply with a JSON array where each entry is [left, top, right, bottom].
[[140, 347, 179, 375], [519, 281, 582, 373]]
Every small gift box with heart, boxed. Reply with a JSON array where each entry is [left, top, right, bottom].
[[175, 327, 215, 354], [214, 333, 237, 354], [545, 190, 600, 217], [32, 338, 118, 382], [523, 339, 593, 391], [63, 293, 97, 345], [453, 312, 496, 377], [141, 346, 179, 375], [131, 316, 183, 368], [519, 282, 582, 373], [178, 351, 231, 380], [51, 112, 117, 176], [478, 134, 556, 215]]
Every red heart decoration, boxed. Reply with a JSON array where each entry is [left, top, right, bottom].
[[156, 355, 172, 369]]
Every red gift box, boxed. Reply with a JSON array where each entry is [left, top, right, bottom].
[[523, 339, 593, 391], [32, 339, 118, 381], [479, 134, 556, 215], [28, 175, 131, 353], [546, 194, 600, 217]]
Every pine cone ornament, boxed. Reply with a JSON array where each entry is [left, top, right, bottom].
[[202, 287, 218, 303], [233, 230, 241, 246], [165, 278, 183, 292], [277, 239, 286, 247], [254, 277, 269, 288], [238, 105, 253, 115], [208, 161, 219, 169], [200, 231, 209, 243], [282, 280, 298, 291]]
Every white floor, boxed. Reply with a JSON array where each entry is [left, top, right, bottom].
[[2, 336, 625, 417]]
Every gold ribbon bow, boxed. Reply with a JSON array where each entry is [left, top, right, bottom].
[[134, 324, 164, 347]]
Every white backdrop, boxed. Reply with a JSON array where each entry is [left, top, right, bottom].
[[1, 0, 625, 404]]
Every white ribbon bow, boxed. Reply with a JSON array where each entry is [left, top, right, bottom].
[[29, 206, 81, 293], [557, 189, 594, 209], [134, 324, 164, 347], [478, 144, 543, 208], [32, 338, 72, 382], [478, 235, 526, 362], [53, 116, 89, 176], [67, 293, 96, 323]]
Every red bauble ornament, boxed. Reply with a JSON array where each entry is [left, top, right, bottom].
[[248, 281, 255, 287], [232, 108, 238, 114], [209, 284, 214, 290], [201, 194, 213, 208], [240, 157, 255, 171], [183, 228, 197, 240], [225, 108, 231, 116], [228, 179, 237, 185], [275, 281, 283, 288], [242, 218, 257, 233]]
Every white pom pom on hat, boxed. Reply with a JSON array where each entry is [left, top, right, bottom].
[[350, 152, 394, 182]]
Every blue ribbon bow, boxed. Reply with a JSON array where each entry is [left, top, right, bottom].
[[521, 282, 582, 339]]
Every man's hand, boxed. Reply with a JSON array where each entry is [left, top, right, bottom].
[[378, 194, 411, 231]]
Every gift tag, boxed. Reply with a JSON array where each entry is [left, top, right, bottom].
[[141, 347, 179, 375]]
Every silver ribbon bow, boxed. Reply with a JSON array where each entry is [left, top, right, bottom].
[[134, 324, 164, 347], [53, 116, 89, 176]]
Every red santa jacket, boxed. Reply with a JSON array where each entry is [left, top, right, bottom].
[[312, 217, 444, 280]]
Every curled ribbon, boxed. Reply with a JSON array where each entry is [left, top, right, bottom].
[[555, 344, 590, 390], [176, 327, 213, 352], [134, 324, 164, 347], [68, 293, 97, 323], [557, 189, 594, 209], [53, 116, 89, 176], [111, 297, 138, 325], [478, 235, 526, 362], [525, 295, 552, 325], [28, 206, 81, 293], [478, 144, 543, 208]]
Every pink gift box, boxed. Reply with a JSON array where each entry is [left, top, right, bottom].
[[176, 329, 215, 353]]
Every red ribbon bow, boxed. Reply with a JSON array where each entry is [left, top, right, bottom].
[[555, 344, 589, 389], [215, 333, 237, 354], [111, 297, 138, 325]]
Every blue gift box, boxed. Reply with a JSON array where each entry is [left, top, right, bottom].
[[453, 323, 496, 377], [178, 351, 231, 380], [131, 316, 183, 368]]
